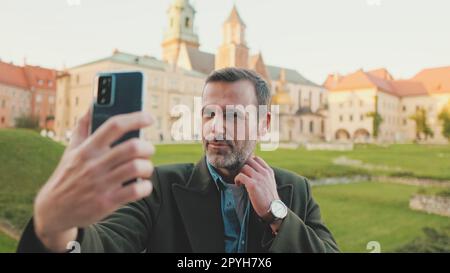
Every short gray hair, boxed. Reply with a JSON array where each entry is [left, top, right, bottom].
[[204, 67, 271, 106]]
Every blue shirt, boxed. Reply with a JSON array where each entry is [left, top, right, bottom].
[[206, 160, 250, 253]]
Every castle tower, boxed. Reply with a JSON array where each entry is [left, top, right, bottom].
[[215, 5, 249, 69], [161, 0, 200, 65]]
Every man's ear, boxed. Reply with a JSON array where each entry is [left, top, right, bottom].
[[258, 111, 271, 138]]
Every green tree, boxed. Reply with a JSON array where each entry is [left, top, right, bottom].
[[366, 94, 383, 138], [438, 100, 450, 141], [410, 107, 434, 141], [15, 114, 39, 130]]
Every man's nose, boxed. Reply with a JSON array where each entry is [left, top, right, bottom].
[[211, 116, 226, 140]]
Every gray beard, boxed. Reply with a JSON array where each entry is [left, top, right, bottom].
[[205, 141, 256, 171]]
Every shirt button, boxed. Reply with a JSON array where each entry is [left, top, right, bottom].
[[241, 241, 245, 245]]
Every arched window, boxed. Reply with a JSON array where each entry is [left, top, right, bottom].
[[309, 120, 314, 133]]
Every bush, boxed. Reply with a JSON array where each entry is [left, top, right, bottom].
[[395, 227, 450, 253], [14, 115, 39, 130]]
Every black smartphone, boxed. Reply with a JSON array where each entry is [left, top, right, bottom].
[[90, 71, 146, 185], [90, 71, 146, 145]]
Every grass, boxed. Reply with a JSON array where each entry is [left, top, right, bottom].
[[312, 182, 450, 252], [0, 231, 17, 253], [0, 129, 64, 232], [0, 128, 449, 252], [154, 143, 450, 181]]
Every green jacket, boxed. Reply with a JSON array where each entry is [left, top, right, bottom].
[[17, 157, 339, 253]]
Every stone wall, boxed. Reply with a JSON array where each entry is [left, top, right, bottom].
[[409, 194, 450, 217]]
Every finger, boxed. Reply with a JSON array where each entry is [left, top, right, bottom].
[[68, 104, 93, 150], [234, 172, 253, 188], [254, 156, 272, 171], [104, 159, 154, 190], [246, 157, 266, 174], [97, 138, 155, 170], [109, 180, 153, 205], [240, 164, 258, 178], [89, 111, 153, 148]]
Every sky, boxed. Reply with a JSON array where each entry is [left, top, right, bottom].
[[0, 0, 449, 84]]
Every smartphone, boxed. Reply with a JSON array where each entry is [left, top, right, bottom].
[[90, 71, 146, 185], [90, 71, 146, 145]]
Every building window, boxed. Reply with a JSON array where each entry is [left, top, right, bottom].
[[402, 106, 406, 112], [299, 119, 303, 133], [75, 97, 79, 106], [185, 17, 190, 28], [360, 114, 364, 121], [157, 117, 162, 130], [309, 121, 314, 133], [38, 79, 44, 86], [151, 95, 159, 109], [321, 120, 324, 133], [48, 80, 53, 87], [403, 119, 407, 125], [339, 115, 343, 122], [349, 115, 353, 122], [36, 94, 42, 103]]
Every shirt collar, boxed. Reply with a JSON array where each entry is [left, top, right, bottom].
[[206, 159, 228, 191]]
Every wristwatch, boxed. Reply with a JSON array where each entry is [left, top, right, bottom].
[[261, 199, 288, 224]]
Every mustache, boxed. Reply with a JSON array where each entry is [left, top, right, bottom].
[[205, 138, 234, 147]]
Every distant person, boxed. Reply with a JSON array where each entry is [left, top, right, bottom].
[[17, 68, 338, 253]]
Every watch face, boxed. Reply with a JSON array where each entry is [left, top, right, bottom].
[[271, 200, 288, 219]]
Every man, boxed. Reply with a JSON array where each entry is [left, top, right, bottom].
[[17, 68, 339, 253]]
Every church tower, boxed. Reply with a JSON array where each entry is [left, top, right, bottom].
[[162, 0, 200, 65], [215, 5, 249, 69]]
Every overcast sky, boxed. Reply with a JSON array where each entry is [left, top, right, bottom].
[[1, 0, 449, 84]]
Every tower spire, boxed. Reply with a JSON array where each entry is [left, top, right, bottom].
[[161, 0, 199, 65]]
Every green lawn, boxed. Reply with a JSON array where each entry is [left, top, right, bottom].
[[154, 143, 450, 181], [0, 129, 449, 253], [0, 231, 17, 253], [312, 182, 450, 252]]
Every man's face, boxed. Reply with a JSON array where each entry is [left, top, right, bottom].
[[202, 80, 265, 170]]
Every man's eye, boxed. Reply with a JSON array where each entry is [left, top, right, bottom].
[[203, 110, 215, 118]]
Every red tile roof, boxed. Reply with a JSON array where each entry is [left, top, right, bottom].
[[325, 66, 447, 97], [412, 66, 450, 94], [390, 80, 428, 97], [0, 61, 57, 91], [23, 65, 57, 91], [0, 61, 29, 89]]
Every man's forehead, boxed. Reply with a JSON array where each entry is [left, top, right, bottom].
[[202, 80, 257, 107]]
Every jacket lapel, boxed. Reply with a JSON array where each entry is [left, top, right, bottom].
[[171, 157, 225, 253]]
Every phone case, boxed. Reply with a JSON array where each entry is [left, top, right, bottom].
[[90, 71, 146, 146]]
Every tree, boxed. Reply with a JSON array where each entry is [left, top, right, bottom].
[[438, 100, 450, 141], [366, 111, 383, 138], [366, 94, 383, 139], [15, 114, 39, 130], [409, 107, 434, 141]]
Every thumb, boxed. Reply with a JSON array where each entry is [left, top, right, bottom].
[[67, 104, 92, 150]]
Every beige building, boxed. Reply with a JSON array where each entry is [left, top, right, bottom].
[[55, 52, 205, 142], [54, 0, 326, 143], [324, 67, 450, 143]]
